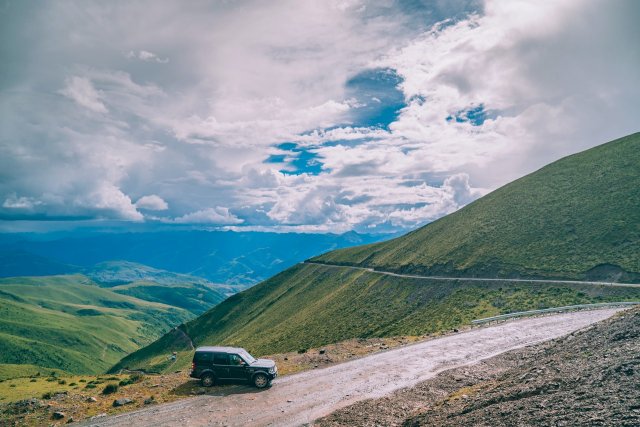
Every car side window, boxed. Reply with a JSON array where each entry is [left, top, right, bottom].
[[229, 354, 245, 366], [194, 352, 212, 363], [213, 353, 229, 365]]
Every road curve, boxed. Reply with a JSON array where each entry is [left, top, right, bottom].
[[78, 309, 622, 427], [303, 261, 640, 288]]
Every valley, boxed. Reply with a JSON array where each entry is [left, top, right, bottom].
[[0, 275, 191, 376]]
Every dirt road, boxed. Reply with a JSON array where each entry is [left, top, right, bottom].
[[79, 309, 621, 427], [303, 261, 640, 288]]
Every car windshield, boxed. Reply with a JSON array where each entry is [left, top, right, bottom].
[[238, 349, 256, 364]]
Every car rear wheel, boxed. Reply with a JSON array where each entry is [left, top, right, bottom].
[[253, 373, 269, 388], [201, 373, 215, 387]]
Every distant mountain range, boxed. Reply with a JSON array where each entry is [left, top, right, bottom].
[[0, 231, 390, 286], [114, 132, 640, 372]]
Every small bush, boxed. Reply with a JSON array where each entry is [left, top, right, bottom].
[[30, 379, 37, 382], [9, 384, 16, 388], [42, 392, 52, 399], [105, 376, 119, 381], [297, 348, 308, 354], [46, 377, 57, 382], [119, 373, 143, 387], [79, 379, 86, 383], [84, 383, 96, 389], [58, 379, 66, 385], [69, 382, 77, 386], [102, 384, 119, 395]]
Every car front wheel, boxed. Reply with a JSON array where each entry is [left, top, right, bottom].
[[253, 373, 269, 388], [201, 373, 215, 387]]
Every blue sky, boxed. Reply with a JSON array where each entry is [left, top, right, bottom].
[[1, 0, 638, 233]]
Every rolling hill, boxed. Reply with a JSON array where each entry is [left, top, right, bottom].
[[85, 261, 231, 314], [0, 275, 191, 376], [113, 132, 640, 373]]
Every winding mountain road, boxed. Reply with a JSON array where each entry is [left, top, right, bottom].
[[79, 309, 623, 427], [303, 261, 640, 288]]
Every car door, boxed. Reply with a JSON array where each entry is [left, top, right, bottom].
[[212, 353, 230, 379], [227, 353, 249, 380]]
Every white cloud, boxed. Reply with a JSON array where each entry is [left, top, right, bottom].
[[60, 76, 108, 113], [2, 194, 43, 210], [135, 195, 169, 211], [174, 207, 243, 225], [81, 183, 143, 221], [2, 0, 638, 232], [127, 50, 169, 63]]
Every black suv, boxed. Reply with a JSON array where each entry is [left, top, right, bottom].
[[190, 346, 277, 388]]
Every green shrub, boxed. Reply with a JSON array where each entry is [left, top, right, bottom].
[[119, 373, 143, 387], [102, 384, 119, 395]]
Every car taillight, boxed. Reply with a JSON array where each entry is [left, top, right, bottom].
[[191, 362, 195, 371]]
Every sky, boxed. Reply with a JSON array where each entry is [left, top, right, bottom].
[[1, 0, 638, 234]]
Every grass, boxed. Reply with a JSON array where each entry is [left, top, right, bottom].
[[0, 364, 68, 381], [0, 275, 192, 376], [313, 132, 640, 281], [113, 263, 640, 372], [114, 132, 640, 372], [0, 336, 452, 426], [86, 261, 229, 315]]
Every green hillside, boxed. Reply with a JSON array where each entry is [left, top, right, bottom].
[[113, 133, 640, 373], [314, 133, 640, 281], [85, 261, 232, 314], [0, 275, 191, 376]]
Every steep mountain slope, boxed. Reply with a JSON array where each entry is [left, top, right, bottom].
[[0, 275, 191, 376], [314, 133, 640, 281], [113, 133, 640, 372]]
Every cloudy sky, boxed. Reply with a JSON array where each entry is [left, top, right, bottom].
[[1, 0, 638, 233]]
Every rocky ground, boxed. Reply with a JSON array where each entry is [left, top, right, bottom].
[[317, 307, 640, 427], [0, 335, 428, 426]]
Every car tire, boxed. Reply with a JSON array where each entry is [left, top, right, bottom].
[[253, 373, 269, 388], [201, 373, 215, 387]]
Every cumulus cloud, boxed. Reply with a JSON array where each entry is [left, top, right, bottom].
[[174, 207, 243, 225], [135, 195, 169, 211], [1, 0, 637, 233]]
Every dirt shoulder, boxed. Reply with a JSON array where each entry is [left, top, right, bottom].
[[72, 309, 619, 427], [317, 307, 640, 427]]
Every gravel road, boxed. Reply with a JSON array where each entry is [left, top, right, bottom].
[[303, 261, 640, 288], [79, 309, 620, 427]]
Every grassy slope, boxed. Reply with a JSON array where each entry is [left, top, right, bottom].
[[86, 261, 230, 315], [113, 264, 640, 373], [114, 133, 640, 372], [110, 281, 225, 315], [313, 132, 640, 281], [0, 275, 191, 376]]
